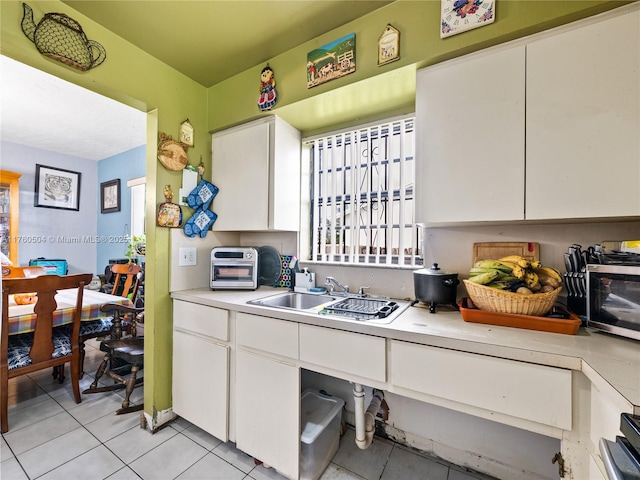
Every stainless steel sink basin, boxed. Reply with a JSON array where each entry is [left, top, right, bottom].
[[248, 292, 337, 310], [248, 291, 411, 324]]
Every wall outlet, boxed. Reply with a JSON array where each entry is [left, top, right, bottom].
[[178, 247, 197, 266]]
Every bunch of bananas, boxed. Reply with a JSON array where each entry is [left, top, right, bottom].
[[467, 255, 562, 294]]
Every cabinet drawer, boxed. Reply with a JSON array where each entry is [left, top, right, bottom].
[[236, 313, 298, 359], [390, 340, 571, 429], [173, 300, 229, 342], [299, 324, 386, 382]]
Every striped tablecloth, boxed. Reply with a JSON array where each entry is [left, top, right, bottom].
[[7, 288, 133, 335]]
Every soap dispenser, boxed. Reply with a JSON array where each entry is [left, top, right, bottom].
[[294, 268, 316, 293]]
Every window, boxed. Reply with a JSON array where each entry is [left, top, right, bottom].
[[305, 115, 421, 267], [127, 176, 146, 238]]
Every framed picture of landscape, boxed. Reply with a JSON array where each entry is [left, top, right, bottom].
[[307, 33, 356, 88]]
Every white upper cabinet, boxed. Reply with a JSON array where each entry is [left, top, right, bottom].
[[415, 5, 639, 225], [211, 115, 301, 231], [526, 7, 640, 220], [415, 45, 526, 224]]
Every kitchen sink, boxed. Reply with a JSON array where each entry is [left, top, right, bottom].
[[248, 292, 337, 310], [248, 291, 411, 324]]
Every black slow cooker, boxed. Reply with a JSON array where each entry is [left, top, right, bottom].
[[413, 263, 460, 313]]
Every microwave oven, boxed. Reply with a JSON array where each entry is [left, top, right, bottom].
[[586, 264, 640, 341], [210, 247, 258, 290]]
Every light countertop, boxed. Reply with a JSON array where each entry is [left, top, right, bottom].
[[171, 287, 640, 411]]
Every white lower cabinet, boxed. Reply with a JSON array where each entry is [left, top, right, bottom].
[[173, 330, 229, 441], [171, 296, 637, 480], [172, 301, 230, 441], [586, 379, 634, 479], [589, 453, 607, 480], [236, 350, 300, 479], [236, 313, 300, 480], [390, 340, 572, 431]]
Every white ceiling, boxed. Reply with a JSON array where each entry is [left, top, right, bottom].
[[0, 55, 146, 161]]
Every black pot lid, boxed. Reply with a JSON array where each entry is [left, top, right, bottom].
[[258, 246, 282, 286], [413, 263, 458, 276]]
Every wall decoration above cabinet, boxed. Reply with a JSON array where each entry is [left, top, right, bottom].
[[179, 119, 194, 147], [157, 133, 188, 171], [21, 3, 106, 71], [157, 185, 182, 228], [258, 64, 278, 111], [440, 0, 495, 38], [378, 24, 400, 66], [307, 33, 356, 88]]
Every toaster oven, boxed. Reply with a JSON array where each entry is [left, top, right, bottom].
[[587, 264, 640, 341], [210, 247, 258, 290]]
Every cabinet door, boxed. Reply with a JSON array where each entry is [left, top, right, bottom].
[[0, 170, 21, 265], [172, 330, 229, 441], [415, 45, 525, 224], [212, 120, 270, 230], [270, 116, 301, 231], [526, 8, 640, 219], [236, 350, 300, 480]]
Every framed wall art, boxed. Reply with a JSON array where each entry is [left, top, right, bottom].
[[307, 33, 356, 88], [34, 164, 81, 211], [378, 24, 400, 66], [100, 179, 121, 213], [441, 0, 495, 38]]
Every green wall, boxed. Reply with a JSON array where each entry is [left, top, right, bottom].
[[208, 0, 632, 136], [0, 0, 632, 426]]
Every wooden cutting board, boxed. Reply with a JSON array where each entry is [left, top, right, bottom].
[[473, 242, 540, 263]]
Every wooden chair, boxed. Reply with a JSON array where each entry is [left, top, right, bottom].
[[1, 273, 93, 433], [1, 265, 46, 278], [83, 303, 144, 415], [78, 263, 141, 376], [109, 263, 141, 302]]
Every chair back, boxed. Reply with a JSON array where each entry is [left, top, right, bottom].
[[1, 273, 93, 364], [1, 265, 46, 278], [100, 303, 144, 337], [109, 263, 140, 301], [1, 273, 92, 433]]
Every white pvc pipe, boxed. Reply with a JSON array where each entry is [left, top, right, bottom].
[[354, 384, 384, 450], [364, 389, 384, 445], [354, 383, 366, 448]]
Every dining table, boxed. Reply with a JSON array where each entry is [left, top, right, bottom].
[[6, 288, 133, 335]]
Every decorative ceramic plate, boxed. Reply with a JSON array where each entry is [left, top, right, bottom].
[[157, 137, 188, 171]]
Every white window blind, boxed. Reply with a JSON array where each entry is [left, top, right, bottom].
[[306, 116, 421, 267]]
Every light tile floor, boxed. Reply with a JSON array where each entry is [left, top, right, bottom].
[[2, 339, 496, 480]]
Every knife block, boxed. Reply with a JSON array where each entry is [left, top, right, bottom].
[[564, 272, 586, 316]]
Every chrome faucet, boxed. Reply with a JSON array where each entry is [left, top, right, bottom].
[[324, 276, 349, 295]]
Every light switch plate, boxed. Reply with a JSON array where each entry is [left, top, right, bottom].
[[178, 247, 197, 266]]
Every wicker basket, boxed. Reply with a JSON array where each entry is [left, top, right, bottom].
[[463, 279, 561, 316]]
